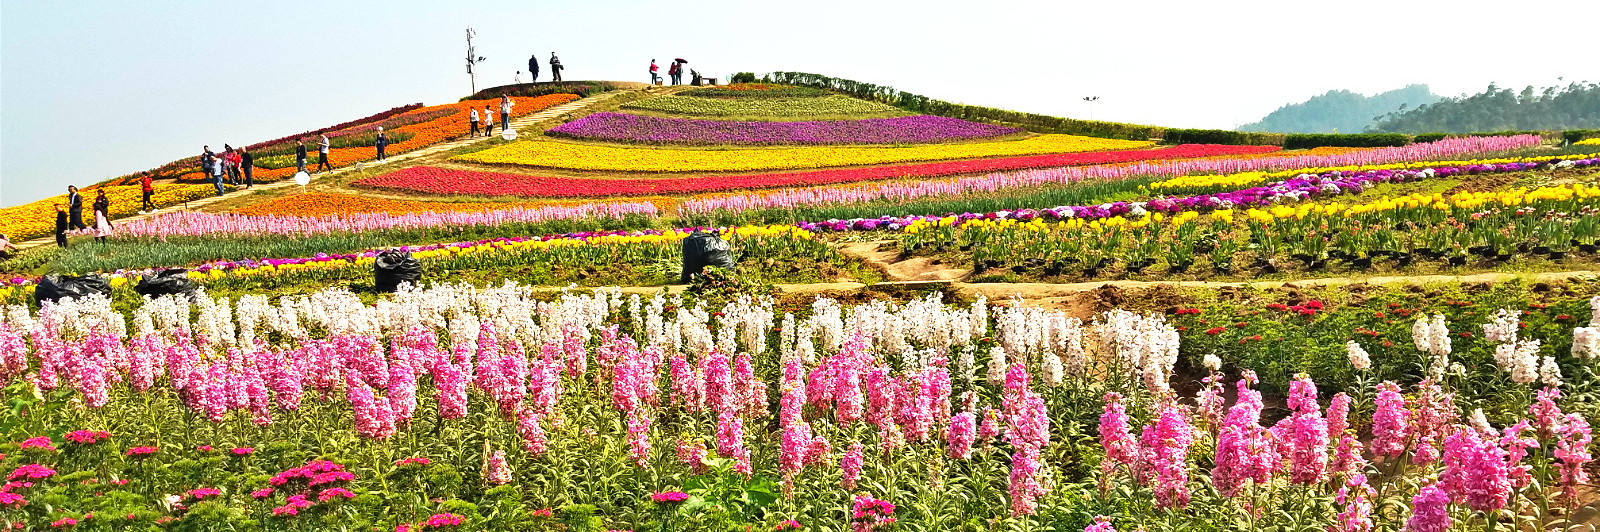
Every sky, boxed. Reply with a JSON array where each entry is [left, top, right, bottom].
[[3, 0, 1597, 207]]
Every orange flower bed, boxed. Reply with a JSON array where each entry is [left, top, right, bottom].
[[175, 94, 581, 185], [233, 192, 675, 217]]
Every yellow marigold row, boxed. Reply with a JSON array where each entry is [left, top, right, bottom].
[[0, 184, 216, 241], [1577, 138, 1600, 146], [453, 134, 1153, 173]]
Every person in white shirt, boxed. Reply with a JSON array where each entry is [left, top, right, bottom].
[[469, 107, 480, 137], [514, 71, 523, 84], [317, 134, 331, 173]]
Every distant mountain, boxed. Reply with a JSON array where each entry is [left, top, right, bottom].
[[1368, 82, 1600, 134], [1238, 85, 1439, 134]]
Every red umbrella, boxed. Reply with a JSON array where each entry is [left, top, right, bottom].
[[674, 58, 688, 64]]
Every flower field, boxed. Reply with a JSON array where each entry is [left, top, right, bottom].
[[677, 84, 830, 98], [545, 113, 1021, 146], [452, 134, 1154, 173], [359, 144, 1274, 199], [619, 94, 904, 118], [0, 184, 215, 241], [113, 202, 661, 239], [231, 192, 679, 219], [5, 273, 1600, 530]]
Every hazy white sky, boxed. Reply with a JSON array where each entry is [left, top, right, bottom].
[[3, 0, 1596, 207]]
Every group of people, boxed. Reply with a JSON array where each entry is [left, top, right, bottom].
[[200, 145, 256, 196], [53, 184, 116, 247], [649, 58, 688, 85], [469, 95, 516, 137], [518, 52, 563, 84]]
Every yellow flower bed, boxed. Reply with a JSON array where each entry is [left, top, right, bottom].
[[0, 184, 215, 241], [1577, 138, 1600, 146], [453, 134, 1154, 173], [1145, 153, 1597, 192]]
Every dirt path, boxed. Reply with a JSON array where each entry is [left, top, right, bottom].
[[836, 241, 970, 282]]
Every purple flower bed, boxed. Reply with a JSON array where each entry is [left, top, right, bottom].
[[546, 113, 1021, 146], [795, 157, 1600, 232]]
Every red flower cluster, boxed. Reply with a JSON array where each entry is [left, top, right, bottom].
[[63, 431, 111, 445], [355, 144, 1280, 198], [1266, 300, 1322, 317], [1174, 308, 1201, 315], [1355, 328, 1382, 337], [1205, 327, 1226, 336]]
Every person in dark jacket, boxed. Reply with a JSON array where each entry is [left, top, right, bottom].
[[375, 127, 389, 162], [67, 185, 87, 230], [241, 147, 255, 188], [549, 52, 563, 82], [55, 204, 69, 248], [528, 54, 539, 82], [201, 146, 215, 182], [295, 140, 308, 173]]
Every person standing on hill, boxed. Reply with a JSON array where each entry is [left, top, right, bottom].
[[317, 134, 331, 173], [54, 204, 69, 248], [139, 172, 155, 213], [668, 61, 682, 85], [528, 54, 539, 82], [483, 104, 495, 133], [92, 189, 113, 243], [375, 127, 389, 162], [469, 107, 481, 137], [649, 59, 660, 84], [514, 71, 523, 84], [224, 145, 241, 186], [241, 147, 254, 188], [549, 52, 563, 82], [296, 140, 308, 173], [499, 95, 513, 132], [0, 233, 18, 260], [67, 185, 87, 230], [200, 146, 215, 182]]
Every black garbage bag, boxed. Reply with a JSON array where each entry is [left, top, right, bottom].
[[135, 269, 197, 298], [680, 231, 737, 283], [35, 274, 112, 305], [374, 250, 422, 292]]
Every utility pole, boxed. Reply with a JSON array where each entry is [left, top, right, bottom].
[[1082, 96, 1100, 120], [466, 27, 487, 95]]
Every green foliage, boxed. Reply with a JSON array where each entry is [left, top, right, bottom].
[[0, 245, 62, 275], [728, 72, 758, 84], [1564, 129, 1600, 144], [1238, 85, 1439, 133], [1160, 128, 1284, 146], [463, 81, 618, 101], [1369, 82, 1600, 133], [764, 71, 1164, 141], [1282, 133, 1410, 149], [678, 85, 827, 99]]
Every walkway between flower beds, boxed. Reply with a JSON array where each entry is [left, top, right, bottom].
[[9, 89, 641, 252]]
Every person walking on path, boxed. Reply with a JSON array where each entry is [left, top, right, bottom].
[[649, 59, 660, 84], [92, 189, 113, 243], [514, 71, 523, 84], [139, 172, 155, 213], [528, 54, 539, 82], [54, 205, 69, 248], [483, 105, 494, 134], [241, 147, 255, 188], [499, 95, 513, 132], [224, 145, 241, 186], [375, 127, 389, 162], [549, 52, 563, 82], [469, 107, 481, 137], [211, 154, 227, 195], [67, 185, 87, 230], [317, 134, 331, 173], [296, 140, 308, 173]]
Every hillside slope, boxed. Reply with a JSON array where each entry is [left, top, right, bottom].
[[1237, 85, 1438, 133]]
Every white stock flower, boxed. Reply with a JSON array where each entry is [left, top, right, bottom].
[[1202, 353, 1222, 373], [1345, 341, 1371, 371]]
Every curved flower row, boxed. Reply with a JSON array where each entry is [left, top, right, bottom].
[[0, 184, 216, 241], [111, 200, 660, 239], [800, 157, 1600, 232], [546, 113, 1021, 146], [231, 192, 678, 218], [677, 135, 1547, 215], [356, 144, 1275, 198], [619, 94, 901, 117], [452, 134, 1154, 173]]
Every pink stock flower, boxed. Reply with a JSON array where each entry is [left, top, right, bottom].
[[676, 439, 709, 473], [1405, 484, 1451, 532], [978, 406, 1000, 442], [1439, 428, 1510, 512], [627, 411, 652, 468], [1333, 474, 1375, 532], [864, 365, 896, 431], [779, 358, 806, 426], [1139, 401, 1195, 508], [1555, 413, 1593, 502], [485, 450, 511, 485], [1196, 375, 1225, 429], [1499, 420, 1538, 488], [1008, 446, 1046, 516], [1370, 381, 1411, 458], [1327, 392, 1352, 438], [346, 376, 397, 439], [1329, 433, 1367, 480], [1083, 516, 1117, 532], [948, 412, 977, 460], [841, 442, 865, 490], [434, 361, 469, 420], [1286, 375, 1329, 485], [1531, 387, 1563, 439], [1408, 380, 1457, 465], [1213, 375, 1275, 498], [715, 412, 751, 476], [517, 407, 549, 457], [669, 353, 704, 412], [1099, 392, 1138, 474], [779, 422, 812, 479]]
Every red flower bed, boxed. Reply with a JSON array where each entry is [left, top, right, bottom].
[[354, 144, 1279, 198]]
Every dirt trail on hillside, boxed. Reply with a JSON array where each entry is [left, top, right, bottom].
[[836, 241, 970, 282]]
